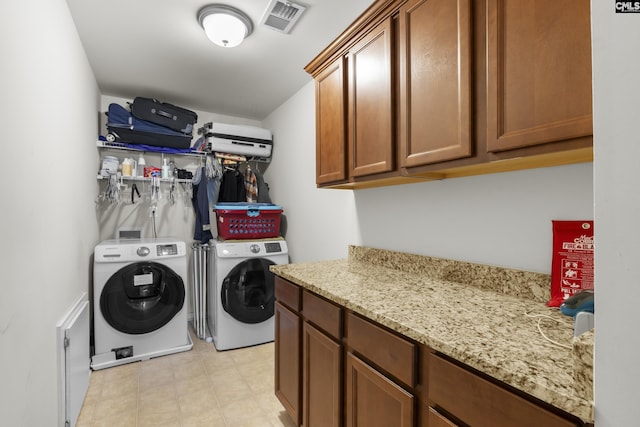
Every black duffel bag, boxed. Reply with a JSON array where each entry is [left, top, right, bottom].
[[131, 97, 198, 135]]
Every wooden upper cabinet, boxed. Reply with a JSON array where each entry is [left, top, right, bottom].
[[307, 0, 593, 188], [316, 57, 348, 185], [348, 17, 395, 178], [399, 0, 473, 167], [486, 0, 593, 152]]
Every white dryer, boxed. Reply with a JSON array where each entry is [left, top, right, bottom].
[[208, 239, 288, 351], [91, 238, 192, 370]]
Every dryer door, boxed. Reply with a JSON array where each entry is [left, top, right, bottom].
[[100, 261, 185, 334], [221, 258, 275, 324]]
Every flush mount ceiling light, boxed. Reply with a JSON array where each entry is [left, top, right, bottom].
[[198, 4, 253, 48]]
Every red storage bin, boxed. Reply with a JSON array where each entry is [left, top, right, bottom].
[[214, 203, 283, 240]]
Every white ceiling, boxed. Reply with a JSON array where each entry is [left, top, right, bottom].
[[66, 0, 374, 120]]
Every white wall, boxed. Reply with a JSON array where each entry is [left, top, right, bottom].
[[355, 163, 593, 272], [0, 0, 101, 424], [264, 81, 593, 274], [591, 2, 640, 425]]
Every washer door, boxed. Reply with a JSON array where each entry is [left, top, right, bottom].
[[100, 261, 185, 335], [221, 258, 275, 324]]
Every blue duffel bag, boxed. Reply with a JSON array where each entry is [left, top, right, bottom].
[[105, 103, 193, 149]]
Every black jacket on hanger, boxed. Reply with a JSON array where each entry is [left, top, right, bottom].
[[218, 169, 246, 202]]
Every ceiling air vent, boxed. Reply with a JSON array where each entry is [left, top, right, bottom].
[[260, 0, 307, 34]]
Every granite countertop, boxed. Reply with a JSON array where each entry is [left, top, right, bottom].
[[270, 246, 594, 423]]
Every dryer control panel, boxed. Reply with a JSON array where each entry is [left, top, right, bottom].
[[215, 239, 288, 258], [265, 242, 282, 253], [157, 244, 178, 256], [95, 238, 187, 262]]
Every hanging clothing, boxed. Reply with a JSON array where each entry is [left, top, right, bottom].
[[206, 156, 223, 209], [192, 166, 213, 243], [244, 165, 258, 203], [218, 168, 246, 202], [206, 157, 223, 237], [254, 169, 272, 203]]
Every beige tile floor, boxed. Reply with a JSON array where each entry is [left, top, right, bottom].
[[77, 329, 296, 427]]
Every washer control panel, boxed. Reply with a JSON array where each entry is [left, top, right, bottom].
[[264, 242, 282, 253], [157, 244, 178, 257], [215, 240, 288, 258], [95, 239, 187, 263]]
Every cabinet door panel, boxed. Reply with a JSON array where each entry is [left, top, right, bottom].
[[486, 0, 592, 152], [303, 323, 342, 427], [316, 57, 348, 184], [275, 302, 301, 425], [348, 18, 394, 177], [399, 0, 472, 166], [346, 352, 414, 427]]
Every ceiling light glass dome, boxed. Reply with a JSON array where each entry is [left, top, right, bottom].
[[198, 4, 253, 48]]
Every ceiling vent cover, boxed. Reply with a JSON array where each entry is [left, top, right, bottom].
[[260, 0, 307, 34]]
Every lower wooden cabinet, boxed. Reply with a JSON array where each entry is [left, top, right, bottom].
[[303, 322, 342, 427], [274, 276, 589, 427], [274, 301, 301, 425], [346, 311, 417, 387], [429, 354, 582, 427], [346, 352, 415, 427]]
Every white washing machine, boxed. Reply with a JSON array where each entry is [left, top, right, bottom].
[[208, 239, 288, 351], [91, 238, 192, 370]]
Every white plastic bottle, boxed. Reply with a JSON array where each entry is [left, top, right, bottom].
[[137, 153, 146, 178], [162, 158, 171, 179]]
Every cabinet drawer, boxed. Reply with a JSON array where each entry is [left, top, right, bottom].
[[275, 277, 301, 312], [428, 407, 459, 427], [346, 312, 416, 387], [429, 354, 580, 427], [302, 290, 342, 339]]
